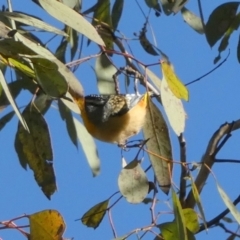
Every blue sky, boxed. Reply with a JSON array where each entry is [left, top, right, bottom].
[[1, 0, 240, 239]]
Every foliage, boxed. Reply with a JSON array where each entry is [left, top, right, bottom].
[[1, 0, 240, 239]]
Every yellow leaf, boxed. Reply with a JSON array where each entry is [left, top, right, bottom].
[[161, 61, 189, 101], [29, 210, 65, 240], [161, 77, 186, 136]]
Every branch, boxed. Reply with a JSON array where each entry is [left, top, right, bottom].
[[216, 222, 240, 237], [185, 120, 240, 208], [178, 134, 187, 205], [185, 50, 230, 86]]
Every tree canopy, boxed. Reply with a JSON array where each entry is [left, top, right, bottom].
[[1, 0, 240, 239]]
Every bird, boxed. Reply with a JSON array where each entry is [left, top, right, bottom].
[[75, 93, 148, 145]]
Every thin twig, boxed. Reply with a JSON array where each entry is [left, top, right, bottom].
[[150, 177, 158, 223], [185, 50, 230, 86], [107, 209, 117, 238], [215, 159, 240, 163], [217, 222, 240, 237]]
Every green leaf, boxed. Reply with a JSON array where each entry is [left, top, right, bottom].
[[112, 0, 124, 30], [217, 182, 240, 225], [161, 61, 189, 101], [32, 58, 68, 98], [38, 0, 105, 46], [1, 11, 68, 36], [190, 176, 207, 230], [139, 28, 158, 56], [58, 100, 78, 148], [181, 7, 204, 34], [214, 12, 240, 63], [183, 208, 199, 233], [159, 222, 179, 240], [81, 199, 109, 229], [95, 54, 117, 94], [161, 76, 186, 136], [15, 103, 56, 199], [14, 131, 28, 169], [92, 0, 113, 49], [0, 38, 35, 57], [0, 70, 29, 131], [68, 27, 79, 61], [143, 99, 172, 194], [118, 160, 149, 204], [205, 2, 240, 47], [14, 31, 84, 100], [55, 39, 68, 63], [0, 111, 15, 131], [159, 221, 195, 240], [172, 189, 188, 240], [73, 117, 100, 176], [29, 210, 65, 240], [8, 58, 35, 78]]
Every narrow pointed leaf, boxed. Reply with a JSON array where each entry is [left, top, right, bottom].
[[81, 199, 109, 229], [214, 13, 240, 63], [68, 27, 79, 60], [8, 58, 35, 78], [14, 31, 84, 100], [55, 40, 68, 63], [0, 38, 35, 56], [161, 61, 189, 101], [29, 210, 65, 240], [217, 182, 240, 225], [38, 0, 105, 46], [1, 11, 68, 36], [92, 0, 113, 49], [139, 30, 158, 56], [58, 100, 78, 148], [143, 99, 172, 194], [15, 104, 56, 199], [161, 77, 186, 136], [0, 70, 29, 131], [190, 176, 207, 230], [73, 117, 100, 176], [172, 189, 188, 240], [14, 133, 28, 169], [31, 58, 68, 98], [205, 2, 240, 47], [112, 0, 124, 30], [0, 111, 15, 131], [181, 7, 204, 34], [118, 160, 149, 204]]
